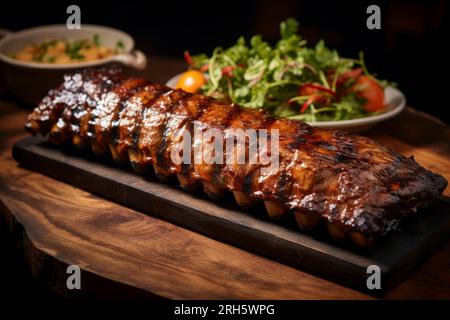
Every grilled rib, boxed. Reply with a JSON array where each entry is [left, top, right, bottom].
[[25, 69, 448, 248]]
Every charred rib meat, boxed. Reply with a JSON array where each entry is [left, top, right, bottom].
[[25, 69, 447, 248]]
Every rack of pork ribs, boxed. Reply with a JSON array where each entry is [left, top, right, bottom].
[[25, 69, 447, 248]]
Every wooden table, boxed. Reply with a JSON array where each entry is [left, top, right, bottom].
[[1, 56, 449, 299]]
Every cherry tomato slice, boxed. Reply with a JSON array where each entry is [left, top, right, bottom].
[[300, 83, 336, 97], [337, 68, 363, 86], [184, 51, 193, 65], [355, 75, 385, 112], [175, 70, 206, 93], [298, 84, 319, 96]]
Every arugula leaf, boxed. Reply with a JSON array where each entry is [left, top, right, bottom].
[[280, 18, 299, 39]]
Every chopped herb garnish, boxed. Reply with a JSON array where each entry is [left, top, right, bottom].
[[65, 40, 89, 60], [93, 34, 101, 46], [116, 40, 124, 50], [40, 40, 57, 51], [70, 52, 85, 60]]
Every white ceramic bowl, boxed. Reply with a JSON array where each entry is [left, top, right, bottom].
[[166, 73, 406, 132], [0, 25, 147, 104]]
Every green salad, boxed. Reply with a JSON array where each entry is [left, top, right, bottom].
[[179, 18, 391, 122]]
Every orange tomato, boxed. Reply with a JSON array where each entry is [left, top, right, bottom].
[[175, 70, 206, 93], [355, 75, 385, 112]]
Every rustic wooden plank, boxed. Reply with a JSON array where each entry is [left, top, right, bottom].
[[9, 132, 450, 295]]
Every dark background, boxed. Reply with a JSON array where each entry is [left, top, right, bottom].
[[0, 0, 449, 122], [0, 0, 448, 302]]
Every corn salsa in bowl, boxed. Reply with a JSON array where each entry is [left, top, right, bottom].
[[0, 24, 146, 104], [11, 35, 124, 64]]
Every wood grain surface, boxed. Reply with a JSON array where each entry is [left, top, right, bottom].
[[11, 136, 450, 295], [1, 56, 450, 299]]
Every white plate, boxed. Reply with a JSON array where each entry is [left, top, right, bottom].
[[166, 73, 406, 132]]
